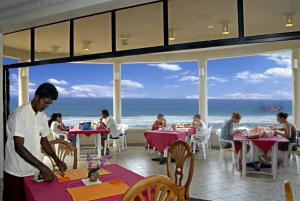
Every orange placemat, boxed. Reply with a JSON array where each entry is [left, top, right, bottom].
[[66, 181, 129, 201], [55, 168, 111, 181]]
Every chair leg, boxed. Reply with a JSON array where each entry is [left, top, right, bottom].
[[295, 154, 300, 175], [219, 149, 224, 160], [103, 140, 107, 155], [117, 140, 121, 153], [192, 141, 196, 154], [283, 151, 288, 168], [124, 135, 127, 148], [231, 151, 236, 164], [202, 142, 207, 159]]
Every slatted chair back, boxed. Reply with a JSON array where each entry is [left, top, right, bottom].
[[121, 175, 184, 201], [167, 140, 195, 201]]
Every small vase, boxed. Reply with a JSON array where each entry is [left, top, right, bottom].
[[89, 172, 98, 182]]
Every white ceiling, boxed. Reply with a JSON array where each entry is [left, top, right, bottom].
[[0, 0, 31, 9]]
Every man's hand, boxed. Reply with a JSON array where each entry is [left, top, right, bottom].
[[56, 160, 67, 172], [39, 166, 56, 182]]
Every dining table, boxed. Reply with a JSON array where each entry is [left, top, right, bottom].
[[24, 164, 143, 201], [144, 130, 187, 164], [233, 134, 289, 179], [68, 128, 110, 160]]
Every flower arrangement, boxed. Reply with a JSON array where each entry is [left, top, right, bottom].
[[86, 154, 112, 178]]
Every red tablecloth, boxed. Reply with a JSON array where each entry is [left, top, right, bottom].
[[24, 164, 143, 201], [67, 128, 109, 139], [144, 130, 187, 154], [233, 135, 289, 154]]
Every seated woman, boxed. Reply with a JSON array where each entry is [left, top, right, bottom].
[[275, 112, 297, 151], [220, 112, 249, 170], [151, 113, 167, 130], [191, 114, 207, 141], [48, 113, 69, 141]]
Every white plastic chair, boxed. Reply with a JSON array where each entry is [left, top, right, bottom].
[[190, 126, 212, 159], [206, 126, 213, 151], [216, 129, 236, 164], [117, 123, 128, 149], [105, 134, 121, 153]]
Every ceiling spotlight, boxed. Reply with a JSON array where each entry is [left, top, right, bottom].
[[51, 45, 60, 54], [82, 40, 92, 51], [284, 12, 294, 27], [207, 25, 215, 29], [220, 21, 230, 35], [169, 28, 176, 41], [120, 34, 129, 45]]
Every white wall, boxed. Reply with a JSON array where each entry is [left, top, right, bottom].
[[0, 33, 4, 178]]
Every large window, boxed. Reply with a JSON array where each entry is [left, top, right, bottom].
[[116, 2, 164, 50], [74, 13, 112, 55], [35, 22, 70, 60], [244, 0, 300, 36], [3, 30, 31, 63], [168, 0, 238, 44]]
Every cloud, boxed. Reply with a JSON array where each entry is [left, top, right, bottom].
[[47, 78, 68, 85], [180, 71, 190, 75], [261, 51, 291, 67], [165, 85, 180, 88], [234, 71, 270, 83], [121, 80, 144, 89], [213, 91, 292, 100], [165, 75, 180, 79], [185, 95, 198, 99], [70, 84, 112, 97], [208, 76, 228, 83], [179, 76, 198, 82], [10, 74, 18, 82], [148, 63, 181, 71], [263, 67, 291, 78]]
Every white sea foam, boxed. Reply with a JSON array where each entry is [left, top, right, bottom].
[[63, 115, 293, 128]]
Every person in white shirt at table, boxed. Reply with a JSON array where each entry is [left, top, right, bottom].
[[48, 113, 69, 140], [191, 114, 207, 148], [3, 83, 67, 201]]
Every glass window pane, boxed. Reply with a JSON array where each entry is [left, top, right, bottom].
[[244, 0, 300, 36], [116, 2, 163, 51], [3, 30, 30, 63], [168, 0, 238, 44], [35, 22, 69, 60], [74, 13, 112, 55]]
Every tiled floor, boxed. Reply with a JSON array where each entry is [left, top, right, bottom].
[[76, 146, 300, 201], [1, 146, 300, 201]]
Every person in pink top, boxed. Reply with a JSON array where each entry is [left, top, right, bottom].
[[151, 113, 167, 130]]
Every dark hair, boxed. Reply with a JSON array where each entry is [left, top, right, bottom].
[[102, 110, 109, 116], [194, 114, 201, 119], [48, 113, 60, 127], [35, 83, 58, 100], [277, 112, 288, 119], [157, 113, 164, 118], [232, 112, 241, 120]]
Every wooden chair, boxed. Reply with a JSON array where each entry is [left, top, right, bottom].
[[44, 139, 77, 170], [284, 180, 293, 201], [121, 175, 184, 201], [167, 140, 195, 201]]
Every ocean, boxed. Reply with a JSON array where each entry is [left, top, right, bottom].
[[9, 98, 292, 128]]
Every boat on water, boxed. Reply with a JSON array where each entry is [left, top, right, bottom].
[[259, 105, 283, 112]]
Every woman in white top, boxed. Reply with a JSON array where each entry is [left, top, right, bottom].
[[48, 113, 69, 140], [192, 114, 207, 142]]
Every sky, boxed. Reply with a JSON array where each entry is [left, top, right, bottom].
[[4, 50, 292, 99]]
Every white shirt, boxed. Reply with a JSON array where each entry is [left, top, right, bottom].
[[102, 116, 121, 138], [4, 103, 50, 177], [50, 121, 67, 137]]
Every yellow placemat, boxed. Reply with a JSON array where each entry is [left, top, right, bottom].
[[55, 168, 111, 181], [66, 181, 129, 201]]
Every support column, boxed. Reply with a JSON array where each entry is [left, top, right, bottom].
[[18, 67, 29, 106], [292, 49, 300, 128], [198, 59, 208, 124], [0, 34, 4, 178], [113, 63, 121, 124]]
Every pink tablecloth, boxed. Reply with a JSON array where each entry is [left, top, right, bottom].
[[144, 130, 187, 154], [233, 135, 289, 154], [24, 164, 143, 201], [67, 128, 109, 139]]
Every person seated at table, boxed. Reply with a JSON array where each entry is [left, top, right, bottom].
[[151, 113, 167, 130], [191, 114, 207, 143], [98, 110, 122, 153], [275, 112, 297, 151], [48, 113, 69, 140], [221, 112, 250, 170]]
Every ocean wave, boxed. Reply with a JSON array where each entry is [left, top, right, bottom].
[[62, 115, 293, 128]]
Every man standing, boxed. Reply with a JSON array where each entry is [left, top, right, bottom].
[[3, 83, 67, 201]]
